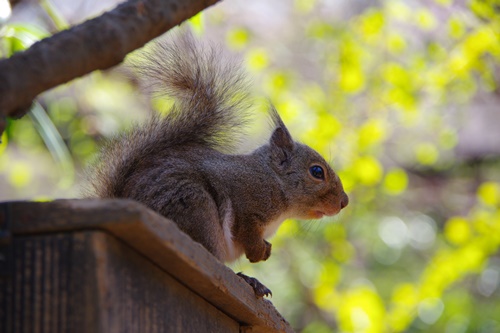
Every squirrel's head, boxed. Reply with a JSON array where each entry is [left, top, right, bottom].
[[266, 110, 349, 220]]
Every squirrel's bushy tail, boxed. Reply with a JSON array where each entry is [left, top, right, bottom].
[[87, 31, 252, 197], [133, 31, 252, 152]]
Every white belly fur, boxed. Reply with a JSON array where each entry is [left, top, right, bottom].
[[221, 202, 289, 262], [221, 201, 243, 262], [263, 213, 289, 239]]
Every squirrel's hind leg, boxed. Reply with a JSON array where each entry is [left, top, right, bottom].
[[156, 184, 227, 261]]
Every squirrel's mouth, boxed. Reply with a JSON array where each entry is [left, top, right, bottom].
[[310, 208, 341, 219], [310, 210, 327, 219], [307, 205, 342, 219]]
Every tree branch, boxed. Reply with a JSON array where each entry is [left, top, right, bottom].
[[0, 0, 221, 134], [8, 0, 21, 8]]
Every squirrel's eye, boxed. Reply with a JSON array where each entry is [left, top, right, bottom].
[[309, 165, 325, 180]]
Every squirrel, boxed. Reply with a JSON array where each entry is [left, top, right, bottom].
[[87, 32, 349, 297]]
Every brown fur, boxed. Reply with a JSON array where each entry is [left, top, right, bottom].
[[87, 32, 348, 265]]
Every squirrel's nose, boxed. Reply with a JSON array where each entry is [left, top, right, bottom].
[[340, 193, 349, 209]]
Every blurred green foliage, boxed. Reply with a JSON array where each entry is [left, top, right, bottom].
[[1, 0, 500, 332]]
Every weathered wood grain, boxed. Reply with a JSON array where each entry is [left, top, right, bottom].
[[1, 233, 100, 333], [0, 231, 240, 332], [0, 199, 294, 333]]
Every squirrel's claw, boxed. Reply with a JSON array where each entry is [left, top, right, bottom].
[[237, 272, 272, 298]]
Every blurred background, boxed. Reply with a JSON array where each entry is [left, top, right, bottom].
[[1, 0, 500, 332]]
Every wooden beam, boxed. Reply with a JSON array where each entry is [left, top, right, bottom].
[[1, 199, 294, 332]]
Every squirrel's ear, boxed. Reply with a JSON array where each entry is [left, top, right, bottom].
[[268, 105, 295, 165], [269, 105, 294, 150], [270, 126, 294, 151], [270, 125, 295, 166]]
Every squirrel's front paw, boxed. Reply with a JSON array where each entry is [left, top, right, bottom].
[[246, 240, 272, 263], [263, 240, 272, 261]]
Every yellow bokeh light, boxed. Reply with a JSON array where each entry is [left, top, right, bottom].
[[353, 156, 383, 186], [477, 182, 499, 207], [8, 161, 33, 188], [444, 216, 471, 245], [337, 286, 386, 333], [226, 28, 249, 50], [383, 168, 409, 195], [415, 143, 439, 165], [245, 48, 269, 71]]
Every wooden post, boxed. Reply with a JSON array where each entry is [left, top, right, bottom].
[[0, 199, 294, 333]]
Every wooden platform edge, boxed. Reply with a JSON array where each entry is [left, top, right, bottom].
[[0, 199, 294, 333]]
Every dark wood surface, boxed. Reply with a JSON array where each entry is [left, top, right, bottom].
[[1, 231, 240, 332], [1, 232, 100, 333], [0, 199, 294, 333]]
